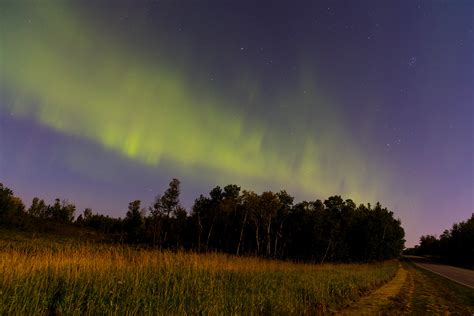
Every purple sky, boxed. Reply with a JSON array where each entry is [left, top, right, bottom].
[[1, 1, 473, 246]]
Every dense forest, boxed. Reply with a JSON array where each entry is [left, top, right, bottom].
[[0, 179, 405, 262], [405, 214, 474, 268]]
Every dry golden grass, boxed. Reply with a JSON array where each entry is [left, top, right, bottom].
[[0, 234, 398, 315]]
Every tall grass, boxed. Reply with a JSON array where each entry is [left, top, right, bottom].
[[0, 236, 398, 315]]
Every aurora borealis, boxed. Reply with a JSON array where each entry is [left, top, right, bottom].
[[1, 1, 472, 246]]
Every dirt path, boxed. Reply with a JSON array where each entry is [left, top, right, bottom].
[[385, 263, 474, 314], [339, 262, 474, 315], [337, 264, 408, 315]]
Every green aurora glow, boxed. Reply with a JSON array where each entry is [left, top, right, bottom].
[[1, 3, 389, 202]]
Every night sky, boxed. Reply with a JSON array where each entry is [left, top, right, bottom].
[[1, 1, 472, 246]]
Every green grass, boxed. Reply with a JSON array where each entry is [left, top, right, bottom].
[[382, 262, 474, 315], [0, 230, 398, 315]]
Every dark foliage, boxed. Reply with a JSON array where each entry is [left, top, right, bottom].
[[0, 180, 405, 262], [0, 183, 25, 227], [405, 214, 474, 268]]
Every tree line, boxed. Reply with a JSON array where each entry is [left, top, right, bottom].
[[0, 179, 405, 262], [405, 214, 474, 268]]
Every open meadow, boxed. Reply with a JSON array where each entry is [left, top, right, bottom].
[[1, 0, 473, 314], [0, 231, 398, 315]]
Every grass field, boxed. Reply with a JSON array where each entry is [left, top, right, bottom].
[[382, 262, 474, 315], [0, 230, 398, 315]]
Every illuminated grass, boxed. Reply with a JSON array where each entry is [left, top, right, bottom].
[[0, 237, 398, 315]]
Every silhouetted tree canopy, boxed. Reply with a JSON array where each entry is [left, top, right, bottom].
[[0, 180, 406, 262], [407, 214, 474, 267], [0, 183, 25, 226]]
